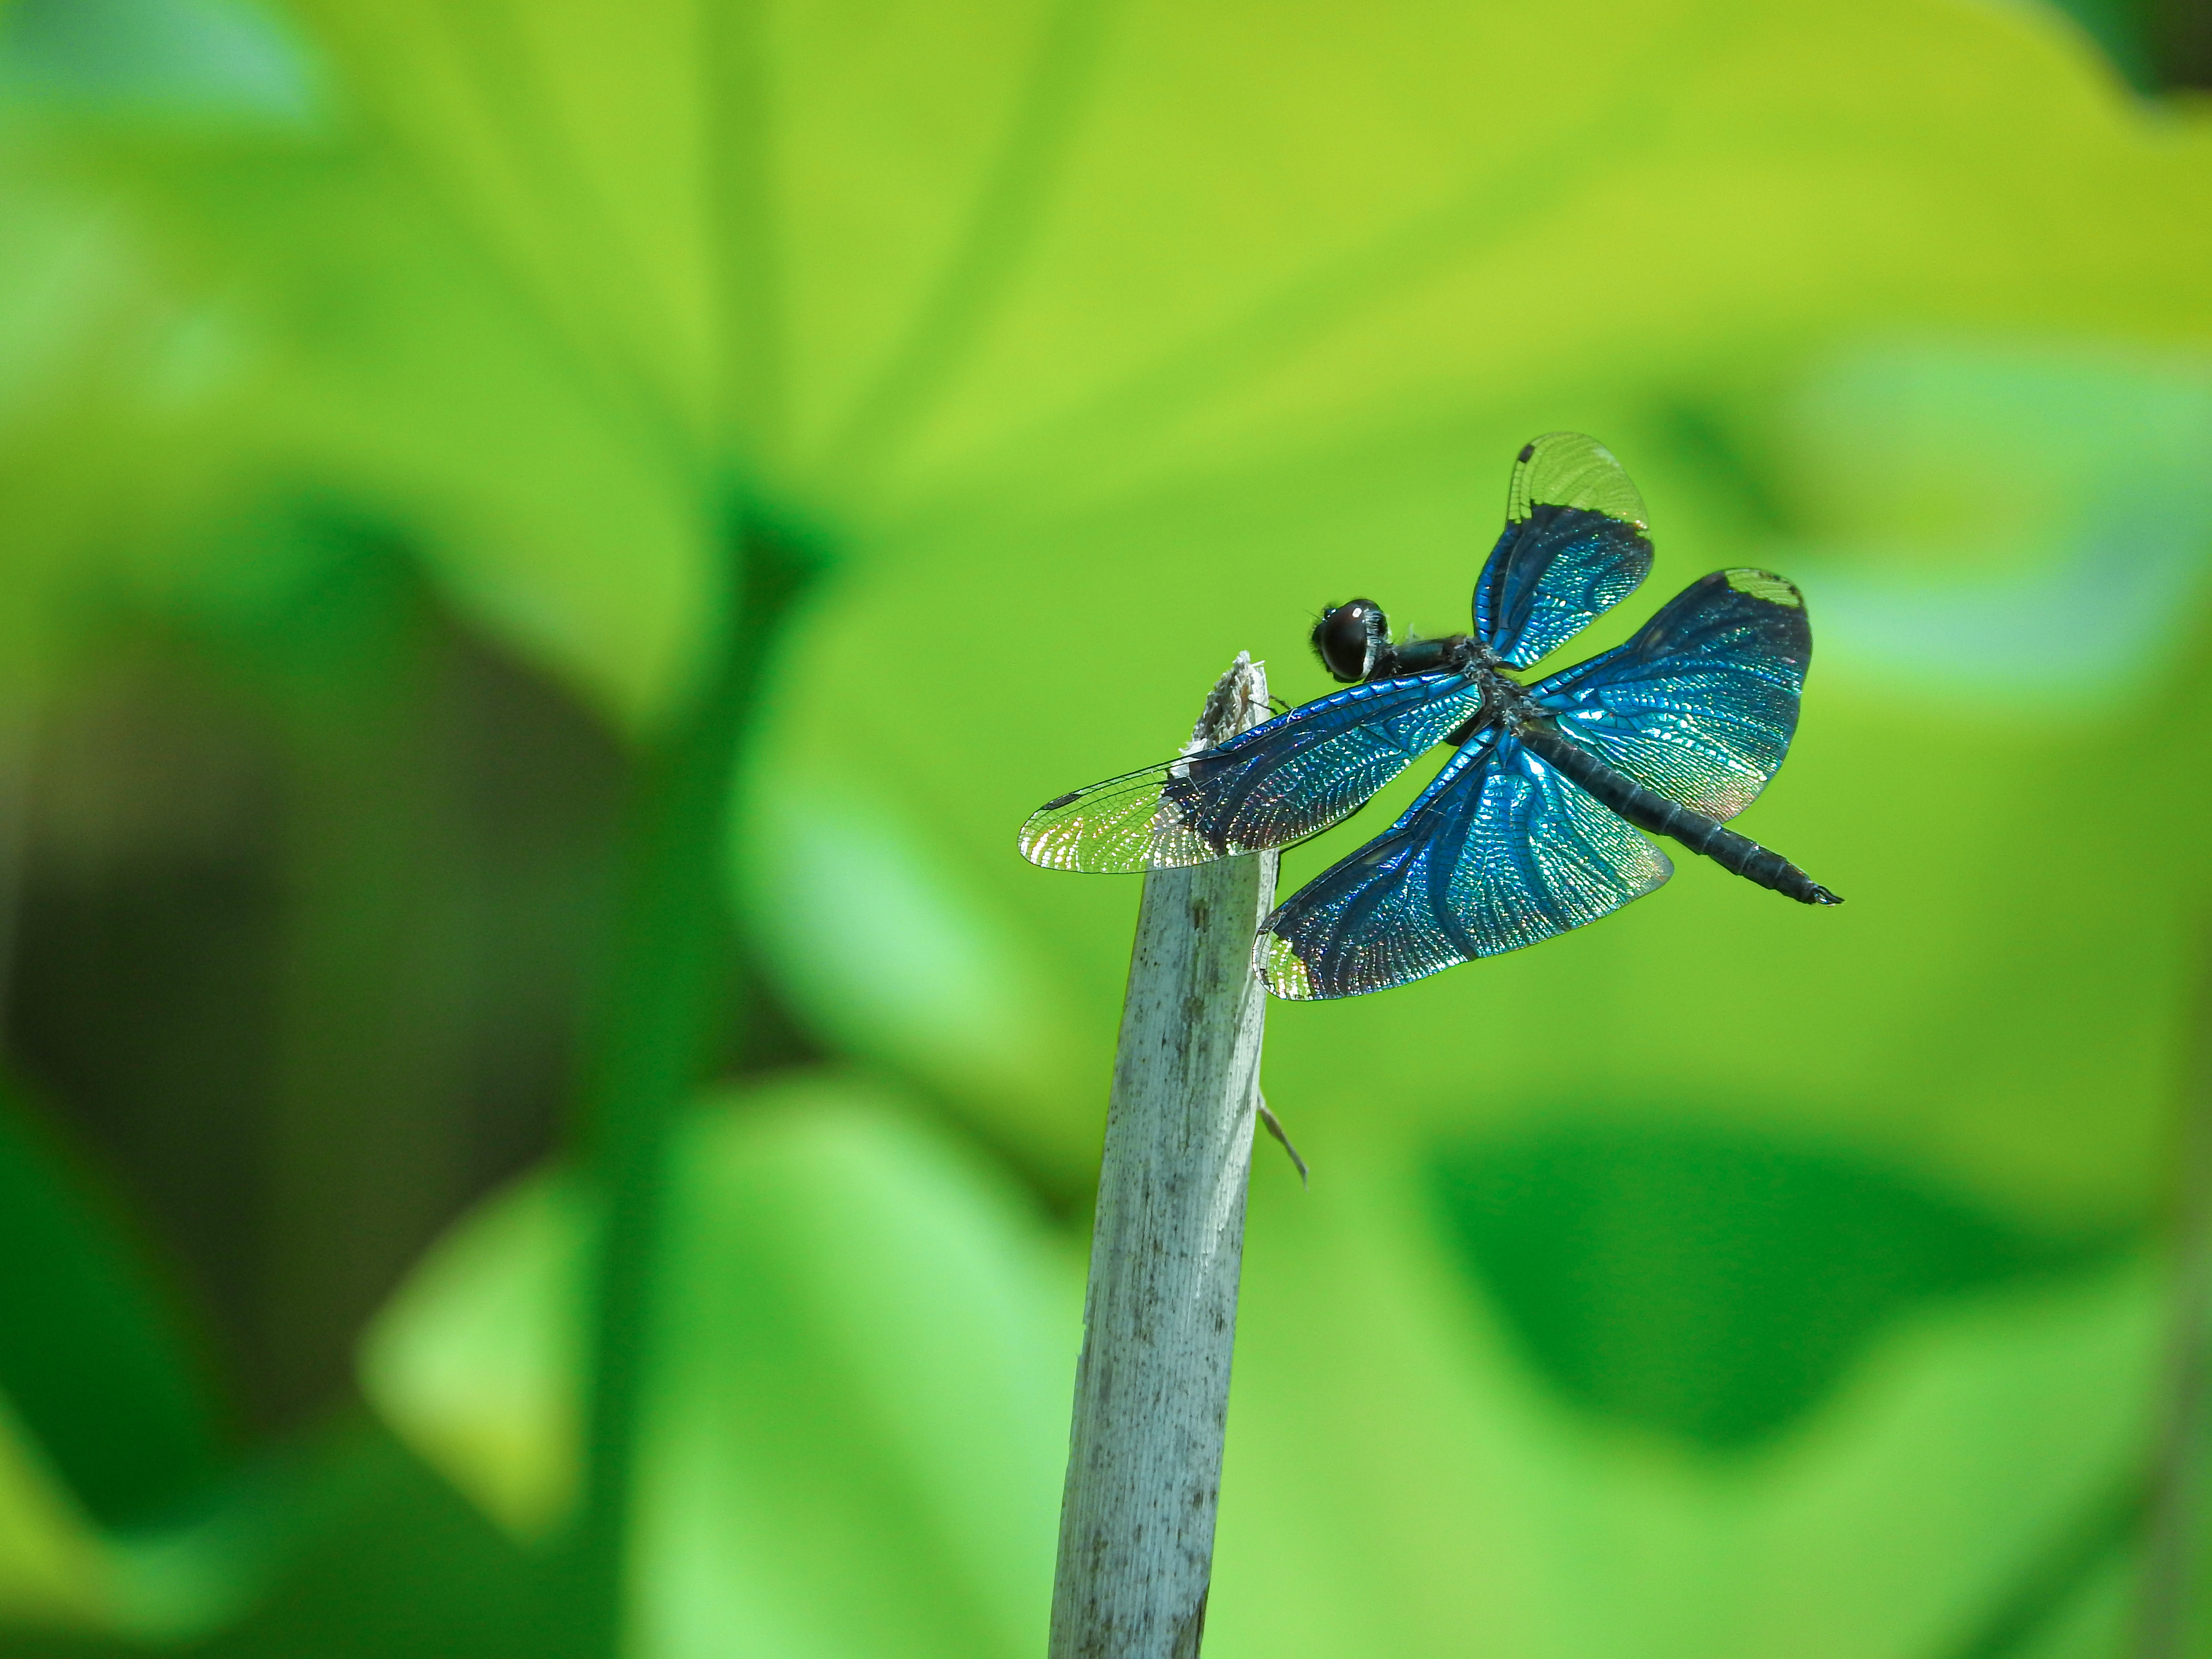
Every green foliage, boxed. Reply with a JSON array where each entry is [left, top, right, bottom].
[[350, 1081, 2160, 1659], [1430, 1118, 2122, 1451], [369, 1077, 1078, 1659], [0, 1076, 223, 1529]]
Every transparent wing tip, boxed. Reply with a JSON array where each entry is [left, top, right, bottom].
[[1017, 805, 1151, 872], [1722, 568, 1804, 609], [1254, 930, 1316, 1000], [1018, 768, 1220, 873], [1016, 809, 1080, 869], [1507, 432, 1649, 529], [1018, 784, 1137, 870]]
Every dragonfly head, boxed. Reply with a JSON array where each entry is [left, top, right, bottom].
[[1312, 599, 1392, 683]]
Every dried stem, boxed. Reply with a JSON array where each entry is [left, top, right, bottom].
[[1048, 653, 1275, 1659]]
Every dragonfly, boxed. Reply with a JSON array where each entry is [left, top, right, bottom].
[[1018, 433, 1840, 1000]]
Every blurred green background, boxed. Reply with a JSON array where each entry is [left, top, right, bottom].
[[0, 0, 2210, 1655]]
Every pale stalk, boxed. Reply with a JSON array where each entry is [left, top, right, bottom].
[[1048, 653, 1275, 1659]]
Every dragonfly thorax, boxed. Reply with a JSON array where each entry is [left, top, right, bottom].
[[1437, 651, 1532, 749], [1474, 656, 1536, 718]]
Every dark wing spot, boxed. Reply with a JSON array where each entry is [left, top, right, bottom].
[[1041, 790, 1080, 811], [1518, 441, 1536, 463]]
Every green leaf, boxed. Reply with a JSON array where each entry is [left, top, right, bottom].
[[359, 1080, 2160, 1659], [0, 1387, 113, 1632], [0, 22, 718, 725], [1428, 1118, 2123, 1451], [1209, 1150, 2158, 1659], [0, 1078, 274, 1642], [0, 0, 325, 126], [362, 1073, 1079, 1658], [0, 1077, 224, 1532], [356, 1168, 588, 1541], [740, 768, 1098, 1186]]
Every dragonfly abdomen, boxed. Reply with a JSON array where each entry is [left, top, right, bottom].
[[1517, 724, 1841, 907]]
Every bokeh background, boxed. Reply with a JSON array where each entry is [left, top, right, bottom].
[[0, 0, 2211, 1655]]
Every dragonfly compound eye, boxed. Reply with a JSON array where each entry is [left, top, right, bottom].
[[1312, 599, 1390, 682]]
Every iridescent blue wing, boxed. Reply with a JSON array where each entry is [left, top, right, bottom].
[[1255, 729, 1671, 999], [1019, 673, 1483, 873], [1473, 433, 1655, 669], [1531, 569, 1810, 820]]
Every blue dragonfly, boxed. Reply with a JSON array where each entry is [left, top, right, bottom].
[[1019, 433, 1840, 1000]]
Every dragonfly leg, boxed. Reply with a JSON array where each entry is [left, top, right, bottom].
[[1255, 1094, 1310, 1188]]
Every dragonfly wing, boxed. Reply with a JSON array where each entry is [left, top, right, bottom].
[[1474, 433, 1655, 669], [1019, 673, 1484, 872], [1256, 730, 1671, 999], [1532, 568, 1810, 821]]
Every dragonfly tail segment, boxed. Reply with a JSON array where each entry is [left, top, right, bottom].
[[1516, 724, 1842, 906]]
